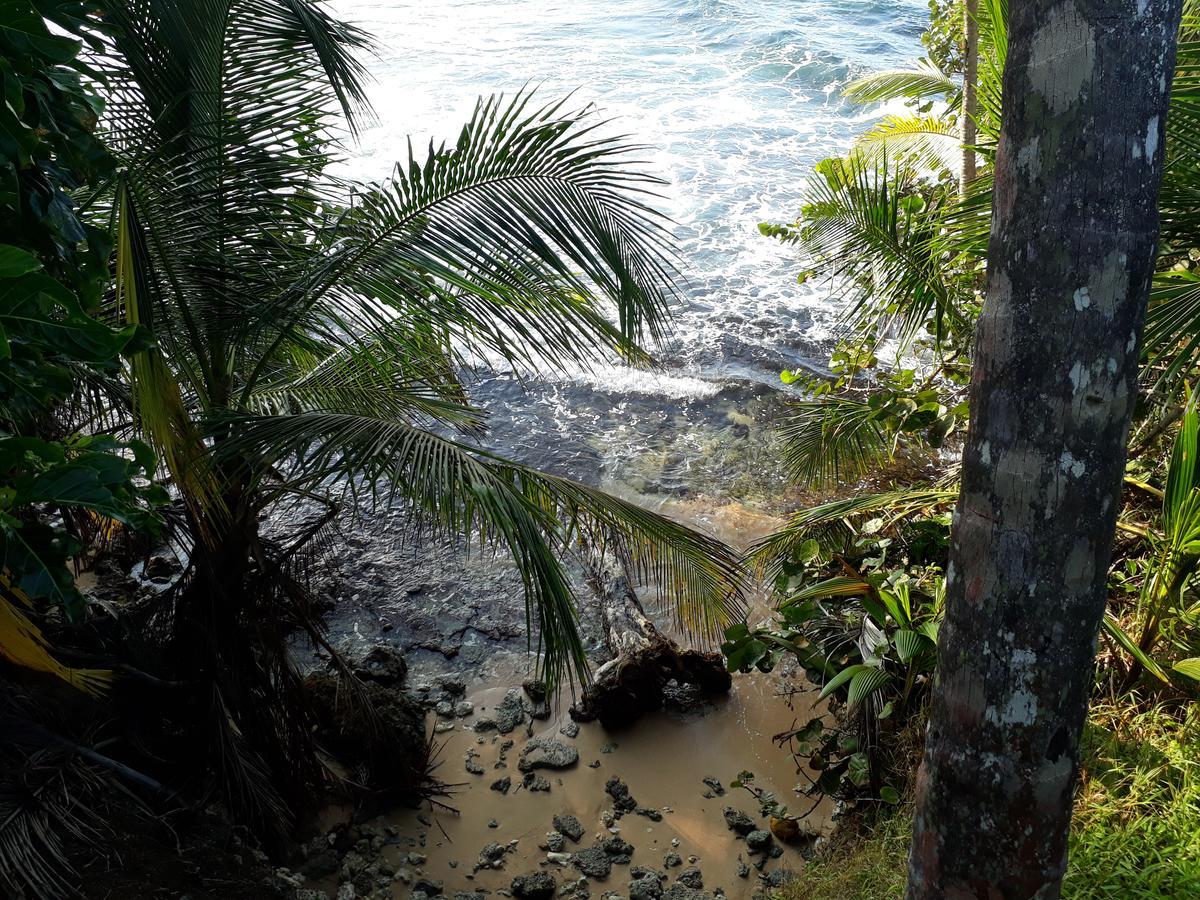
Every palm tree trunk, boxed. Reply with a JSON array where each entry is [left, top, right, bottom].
[[907, 2, 1183, 897], [960, 0, 978, 189]]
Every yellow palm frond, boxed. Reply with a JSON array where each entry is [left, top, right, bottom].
[[0, 580, 113, 696]]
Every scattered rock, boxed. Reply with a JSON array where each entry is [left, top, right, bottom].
[[676, 868, 703, 890], [572, 846, 613, 879], [605, 776, 637, 813], [553, 814, 586, 843], [477, 842, 507, 871], [300, 849, 340, 879], [522, 772, 551, 792], [635, 807, 663, 822], [560, 721, 581, 739], [663, 851, 682, 868], [439, 677, 467, 697], [491, 776, 512, 794], [518, 737, 579, 772], [436, 700, 455, 718], [511, 871, 557, 899], [350, 644, 408, 686], [539, 831, 566, 852], [413, 876, 444, 895], [601, 835, 635, 863], [745, 830, 772, 853], [722, 807, 756, 836], [701, 776, 724, 796], [630, 877, 664, 900], [494, 689, 527, 733], [454, 700, 475, 717]]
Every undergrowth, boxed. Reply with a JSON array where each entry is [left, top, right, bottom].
[[779, 701, 1200, 899]]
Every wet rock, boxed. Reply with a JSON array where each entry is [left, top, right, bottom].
[[560, 721, 581, 739], [634, 807, 662, 822], [601, 835, 634, 863], [662, 851, 681, 868], [539, 831, 566, 852], [661, 887, 710, 900], [350, 644, 408, 686], [488, 819, 499, 829], [631, 867, 666, 882], [434, 720, 455, 733], [297, 891, 330, 900], [511, 871, 557, 899], [768, 845, 784, 859], [465, 751, 485, 776], [454, 700, 475, 717], [572, 846, 613, 879], [494, 688, 527, 733], [335, 885, 356, 900], [605, 776, 637, 813], [522, 679, 548, 703], [701, 777, 724, 796], [553, 814, 586, 842], [735, 858, 749, 879], [439, 677, 467, 697], [745, 831, 772, 853], [722, 808, 756, 836], [629, 878, 663, 900], [477, 842, 507, 870], [413, 877, 444, 895], [522, 772, 551, 792], [453, 893, 486, 900], [546, 852, 573, 867], [519, 737, 579, 772], [676, 868, 703, 890], [490, 776, 512, 794]]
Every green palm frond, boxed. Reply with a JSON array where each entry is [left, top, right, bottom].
[[854, 114, 963, 176], [747, 487, 959, 581], [795, 152, 969, 349], [778, 396, 891, 487], [843, 60, 959, 105], [213, 412, 747, 684]]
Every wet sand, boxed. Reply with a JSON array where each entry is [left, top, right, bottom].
[[341, 671, 829, 898]]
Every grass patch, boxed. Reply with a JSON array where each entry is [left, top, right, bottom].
[[778, 702, 1200, 899]]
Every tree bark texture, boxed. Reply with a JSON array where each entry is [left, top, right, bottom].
[[907, 2, 1183, 897]]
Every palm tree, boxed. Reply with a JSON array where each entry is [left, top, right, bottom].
[[86, 0, 745, 840]]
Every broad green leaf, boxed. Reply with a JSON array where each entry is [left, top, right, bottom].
[[847, 666, 892, 709], [1171, 658, 1200, 681], [0, 244, 40, 278]]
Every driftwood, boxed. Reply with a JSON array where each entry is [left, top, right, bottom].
[[570, 546, 731, 729]]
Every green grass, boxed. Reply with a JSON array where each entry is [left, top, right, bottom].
[[779, 703, 1200, 899]]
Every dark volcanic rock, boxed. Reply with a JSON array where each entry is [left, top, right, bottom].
[[522, 772, 551, 792], [722, 807, 756, 836], [553, 814, 585, 843], [676, 867, 703, 889], [518, 737, 579, 772], [701, 776, 724, 796], [494, 688, 527, 733], [571, 846, 613, 878], [745, 830, 772, 852], [490, 776, 512, 794], [605, 775, 637, 813], [601, 835, 634, 863], [350, 644, 408, 686], [511, 871, 557, 899], [630, 876, 664, 900]]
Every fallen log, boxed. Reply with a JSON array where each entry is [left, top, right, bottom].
[[570, 545, 731, 729]]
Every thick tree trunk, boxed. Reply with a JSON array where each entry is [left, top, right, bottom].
[[907, 2, 1183, 898], [961, 0, 978, 188]]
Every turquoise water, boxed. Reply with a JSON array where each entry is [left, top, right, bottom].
[[329, 0, 927, 496]]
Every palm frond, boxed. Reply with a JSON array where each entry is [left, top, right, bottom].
[[747, 487, 959, 581], [778, 396, 891, 487], [213, 411, 748, 682], [855, 114, 963, 177], [843, 61, 958, 105]]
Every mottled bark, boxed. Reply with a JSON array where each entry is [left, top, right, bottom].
[[907, 2, 1183, 898], [961, 0, 979, 188]]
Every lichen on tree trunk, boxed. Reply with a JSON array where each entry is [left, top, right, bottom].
[[907, 1, 1184, 897]]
